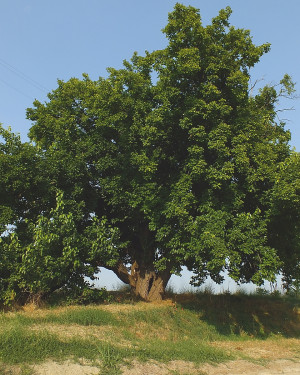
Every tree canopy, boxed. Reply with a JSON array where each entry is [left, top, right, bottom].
[[1, 4, 299, 302]]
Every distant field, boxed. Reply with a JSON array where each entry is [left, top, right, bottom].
[[0, 292, 299, 374]]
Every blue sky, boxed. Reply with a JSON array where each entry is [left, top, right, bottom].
[[1, 0, 299, 150], [1, 1, 299, 291]]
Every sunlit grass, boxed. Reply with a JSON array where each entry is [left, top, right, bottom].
[[0, 291, 299, 373]]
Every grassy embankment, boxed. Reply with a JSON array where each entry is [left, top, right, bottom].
[[0, 290, 299, 374]]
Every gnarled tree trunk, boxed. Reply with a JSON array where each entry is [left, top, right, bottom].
[[112, 261, 171, 301]]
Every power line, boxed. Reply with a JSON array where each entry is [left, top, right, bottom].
[[0, 57, 49, 94], [0, 77, 33, 100]]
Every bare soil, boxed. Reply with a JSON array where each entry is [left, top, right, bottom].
[[27, 357, 300, 375], [2, 338, 299, 375]]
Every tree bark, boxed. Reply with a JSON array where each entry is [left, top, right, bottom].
[[112, 261, 171, 302]]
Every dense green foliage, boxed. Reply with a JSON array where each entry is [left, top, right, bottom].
[[0, 4, 299, 302]]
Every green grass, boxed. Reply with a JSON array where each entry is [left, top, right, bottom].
[[41, 307, 117, 326], [117, 306, 222, 342], [178, 292, 300, 338], [0, 306, 232, 372], [0, 326, 100, 364], [0, 306, 117, 327], [0, 292, 299, 374], [0, 322, 228, 372], [134, 338, 230, 363]]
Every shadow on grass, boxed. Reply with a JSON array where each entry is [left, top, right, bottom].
[[176, 293, 300, 339]]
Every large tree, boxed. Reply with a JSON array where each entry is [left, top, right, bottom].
[[1, 4, 299, 302]]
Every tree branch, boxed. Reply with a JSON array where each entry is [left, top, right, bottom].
[[111, 262, 131, 285]]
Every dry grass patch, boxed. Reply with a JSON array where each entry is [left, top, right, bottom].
[[29, 323, 114, 341], [211, 338, 300, 360], [121, 359, 200, 375], [100, 299, 174, 312], [201, 359, 300, 375], [31, 360, 100, 375], [121, 319, 174, 341]]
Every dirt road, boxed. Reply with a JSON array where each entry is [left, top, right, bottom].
[[28, 358, 300, 375]]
